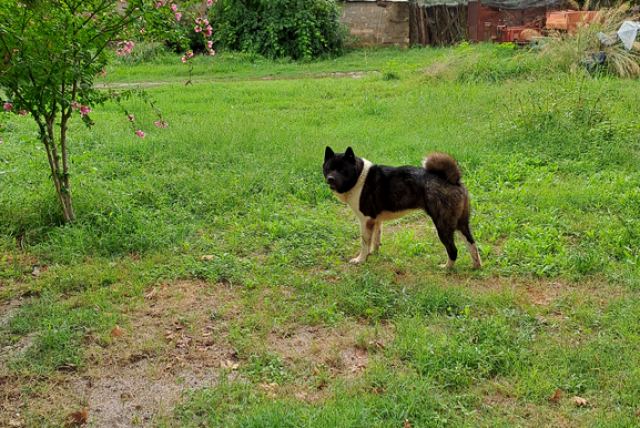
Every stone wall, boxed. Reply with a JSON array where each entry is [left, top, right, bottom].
[[340, 1, 410, 47]]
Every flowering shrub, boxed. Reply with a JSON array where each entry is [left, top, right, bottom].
[[142, 0, 216, 54], [211, 0, 345, 60], [0, 0, 215, 222]]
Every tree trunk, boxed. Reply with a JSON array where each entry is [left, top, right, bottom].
[[41, 117, 76, 223], [50, 172, 75, 223], [58, 111, 75, 222]]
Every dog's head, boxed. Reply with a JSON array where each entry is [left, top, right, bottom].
[[323, 146, 362, 193]]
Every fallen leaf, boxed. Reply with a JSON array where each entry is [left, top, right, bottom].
[[172, 321, 184, 330], [549, 388, 562, 403], [66, 408, 88, 426], [572, 396, 588, 407], [110, 325, 124, 338], [259, 382, 277, 391], [221, 359, 239, 370], [144, 288, 158, 299], [201, 255, 215, 261], [404, 419, 412, 428], [58, 363, 77, 372]]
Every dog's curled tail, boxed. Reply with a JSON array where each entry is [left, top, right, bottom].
[[422, 152, 461, 185]]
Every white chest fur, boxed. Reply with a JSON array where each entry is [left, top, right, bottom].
[[333, 159, 372, 219]]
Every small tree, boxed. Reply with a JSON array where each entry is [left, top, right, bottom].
[[0, 0, 215, 223]]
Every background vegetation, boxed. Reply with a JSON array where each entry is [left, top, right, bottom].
[[210, 0, 345, 60], [1, 44, 639, 426]]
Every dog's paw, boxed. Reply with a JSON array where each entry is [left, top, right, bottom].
[[349, 257, 365, 265], [439, 260, 455, 270]]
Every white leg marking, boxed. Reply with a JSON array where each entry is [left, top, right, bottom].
[[370, 221, 382, 253], [350, 219, 373, 264], [440, 259, 455, 270], [458, 231, 482, 269]]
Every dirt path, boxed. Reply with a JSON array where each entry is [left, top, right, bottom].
[[96, 70, 377, 89]]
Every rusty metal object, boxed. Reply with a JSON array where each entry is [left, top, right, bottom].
[[468, 0, 557, 42], [497, 25, 541, 43], [545, 10, 599, 32]]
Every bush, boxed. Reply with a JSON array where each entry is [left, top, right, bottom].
[[211, 0, 345, 60]]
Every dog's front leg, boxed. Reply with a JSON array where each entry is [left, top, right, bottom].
[[350, 218, 374, 264], [371, 221, 382, 253]]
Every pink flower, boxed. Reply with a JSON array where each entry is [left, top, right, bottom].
[[174, 12, 182, 21], [127, 114, 135, 122], [18, 110, 28, 116], [202, 18, 209, 26], [154, 120, 168, 128], [155, 1, 164, 8], [204, 25, 213, 37], [208, 49, 216, 56], [181, 50, 194, 63], [116, 40, 135, 56], [79, 105, 91, 117], [170, 3, 178, 11], [135, 130, 145, 138], [194, 26, 202, 33], [3, 102, 12, 112], [207, 40, 214, 49], [207, 0, 213, 6]]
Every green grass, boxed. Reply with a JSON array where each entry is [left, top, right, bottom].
[[100, 46, 448, 83], [1, 45, 640, 426]]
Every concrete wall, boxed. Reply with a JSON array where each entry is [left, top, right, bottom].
[[340, 1, 410, 47]]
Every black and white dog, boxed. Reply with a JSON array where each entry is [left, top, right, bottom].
[[323, 146, 481, 269]]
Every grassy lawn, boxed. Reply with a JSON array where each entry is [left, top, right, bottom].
[[1, 45, 640, 427]]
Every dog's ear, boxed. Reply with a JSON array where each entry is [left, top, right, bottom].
[[345, 146, 355, 163], [324, 146, 335, 162]]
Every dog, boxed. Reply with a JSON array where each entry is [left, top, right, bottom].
[[323, 146, 481, 269]]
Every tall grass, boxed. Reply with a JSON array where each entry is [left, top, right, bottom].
[[540, 3, 640, 77]]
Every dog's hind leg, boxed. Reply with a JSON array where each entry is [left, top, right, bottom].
[[351, 218, 375, 264], [457, 219, 482, 269], [371, 221, 382, 254], [435, 221, 458, 269]]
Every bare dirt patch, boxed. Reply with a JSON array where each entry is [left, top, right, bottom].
[[268, 322, 392, 378], [0, 297, 25, 329], [1, 281, 242, 428], [262, 322, 392, 403], [0, 297, 33, 378], [74, 280, 241, 427], [461, 276, 626, 308]]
